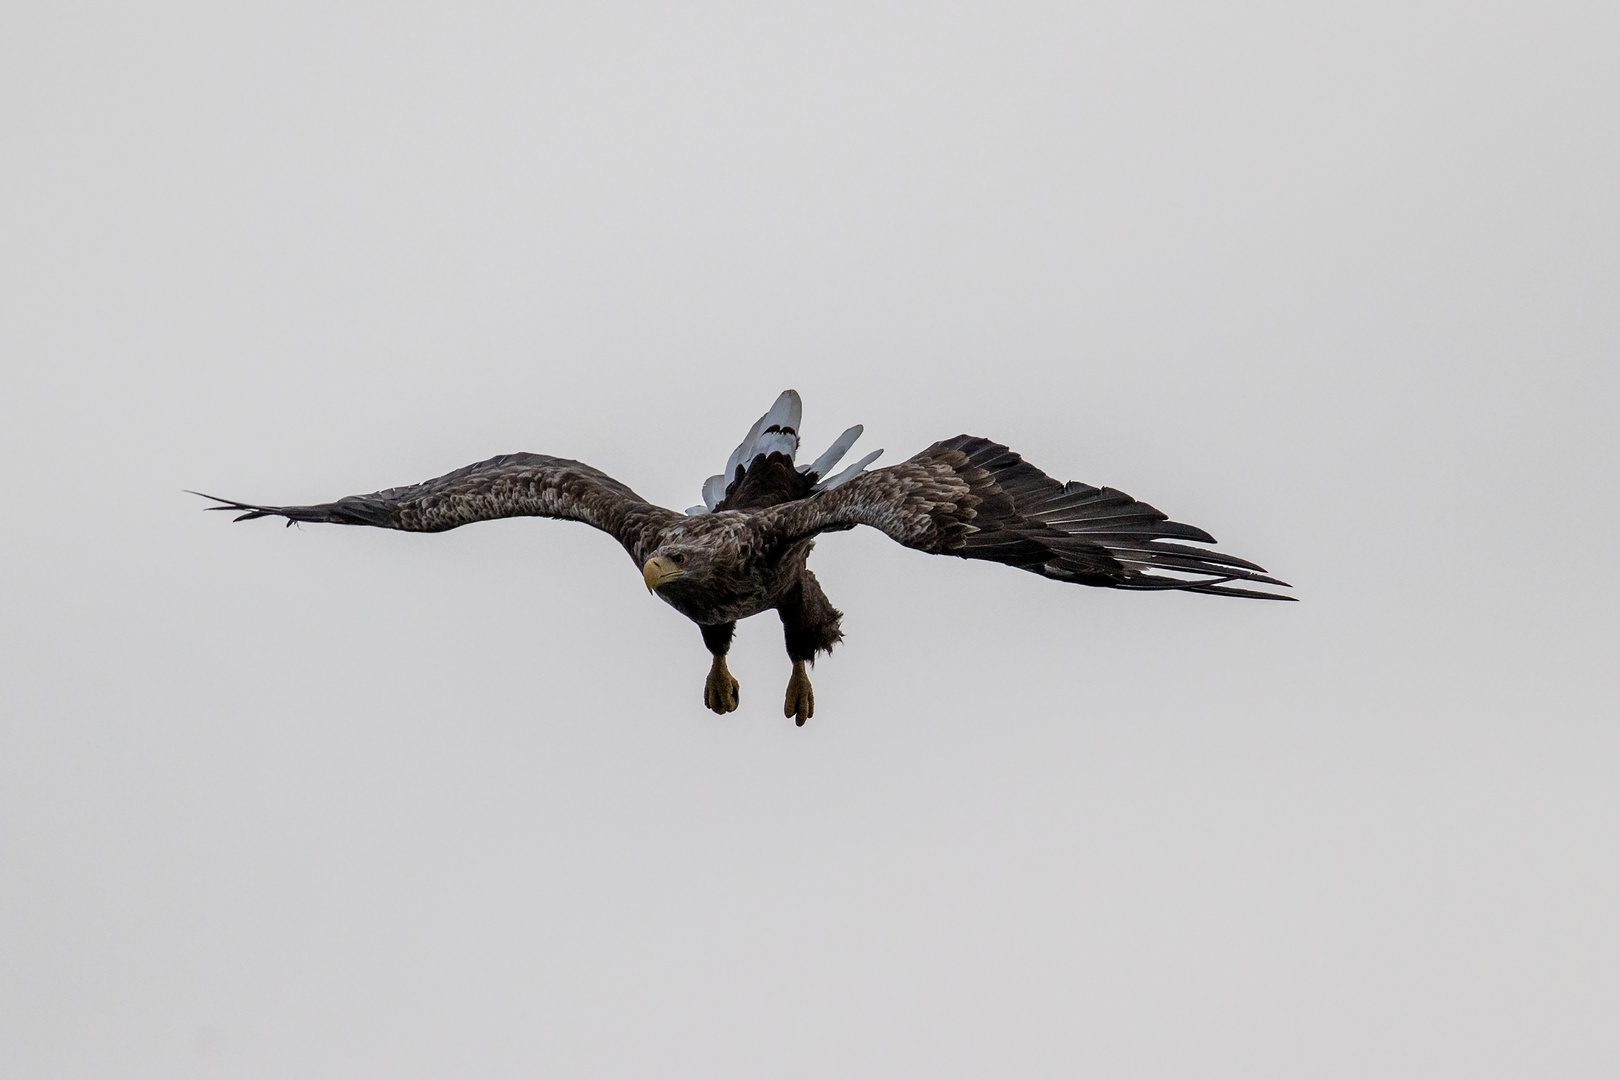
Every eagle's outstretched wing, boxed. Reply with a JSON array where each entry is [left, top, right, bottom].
[[756, 436, 1293, 599], [194, 453, 681, 561]]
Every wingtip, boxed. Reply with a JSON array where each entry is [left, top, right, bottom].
[[191, 489, 280, 523]]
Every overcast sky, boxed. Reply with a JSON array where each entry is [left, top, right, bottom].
[[3, 2, 1617, 1077]]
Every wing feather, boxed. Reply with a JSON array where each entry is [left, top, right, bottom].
[[756, 436, 1293, 599]]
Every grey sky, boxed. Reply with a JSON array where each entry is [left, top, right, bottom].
[[3, 2, 1617, 1076]]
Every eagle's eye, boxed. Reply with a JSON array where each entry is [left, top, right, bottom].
[[672, 552, 686, 564]]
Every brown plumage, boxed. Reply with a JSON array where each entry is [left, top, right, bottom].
[[196, 391, 1291, 724]]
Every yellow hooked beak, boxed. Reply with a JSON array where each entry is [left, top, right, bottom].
[[642, 555, 685, 593]]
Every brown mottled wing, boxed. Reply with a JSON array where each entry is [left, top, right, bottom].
[[756, 436, 1293, 599], [195, 453, 681, 562]]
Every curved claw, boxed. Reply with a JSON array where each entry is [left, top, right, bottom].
[[704, 656, 740, 715], [784, 660, 814, 726]]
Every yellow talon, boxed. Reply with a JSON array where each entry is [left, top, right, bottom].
[[784, 660, 814, 726], [704, 655, 739, 714]]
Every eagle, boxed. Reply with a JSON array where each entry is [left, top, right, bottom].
[[197, 390, 1291, 724]]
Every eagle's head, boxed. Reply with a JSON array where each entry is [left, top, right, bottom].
[[641, 546, 709, 595]]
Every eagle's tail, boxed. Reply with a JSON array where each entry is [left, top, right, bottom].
[[690, 390, 881, 514]]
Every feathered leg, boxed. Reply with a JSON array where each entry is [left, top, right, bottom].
[[700, 622, 739, 714], [777, 570, 843, 726]]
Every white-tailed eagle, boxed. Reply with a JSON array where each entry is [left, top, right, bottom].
[[197, 391, 1291, 724]]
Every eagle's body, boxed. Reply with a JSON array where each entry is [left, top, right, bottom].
[[200, 391, 1291, 723], [649, 514, 824, 626]]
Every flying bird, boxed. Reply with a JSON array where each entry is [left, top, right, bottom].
[[197, 390, 1291, 724]]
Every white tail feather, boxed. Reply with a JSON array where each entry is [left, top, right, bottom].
[[761, 389, 802, 442], [813, 449, 883, 491], [753, 430, 797, 459], [729, 390, 801, 471], [723, 416, 766, 481], [800, 424, 863, 478], [701, 473, 728, 511], [722, 390, 801, 486]]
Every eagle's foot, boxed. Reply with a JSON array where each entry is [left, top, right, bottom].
[[704, 656, 740, 715], [784, 660, 814, 726]]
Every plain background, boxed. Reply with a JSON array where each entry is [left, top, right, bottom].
[[3, 2, 1617, 1076]]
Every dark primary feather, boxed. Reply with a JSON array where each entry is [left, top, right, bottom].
[[193, 452, 680, 561], [757, 436, 1294, 599]]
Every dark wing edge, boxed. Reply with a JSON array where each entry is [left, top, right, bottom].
[[192, 452, 681, 558], [758, 436, 1294, 600]]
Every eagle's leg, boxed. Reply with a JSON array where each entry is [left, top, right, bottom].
[[777, 570, 844, 727], [700, 622, 739, 715]]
